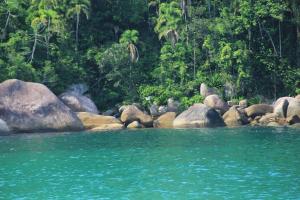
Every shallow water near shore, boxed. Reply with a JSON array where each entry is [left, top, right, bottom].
[[0, 127, 300, 199]]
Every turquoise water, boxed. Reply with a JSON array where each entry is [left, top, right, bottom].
[[0, 128, 300, 200]]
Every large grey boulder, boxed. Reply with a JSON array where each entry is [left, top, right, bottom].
[[204, 94, 229, 114], [273, 97, 294, 118], [173, 104, 225, 128], [59, 91, 98, 114], [0, 119, 10, 134], [287, 98, 300, 118], [0, 79, 84, 133]]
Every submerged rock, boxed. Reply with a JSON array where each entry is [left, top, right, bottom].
[[173, 104, 225, 128], [90, 124, 124, 131], [222, 106, 248, 127], [290, 123, 300, 129], [204, 94, 229, 114], [245, 104, 273, 118], [0, 79, 83, 133], [60, 92, 99, 114], [154, 112, 176, 128], [121, 105, 153, 127], [77, 112, 123, 130]]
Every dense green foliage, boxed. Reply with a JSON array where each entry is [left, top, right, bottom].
[[0, 0, 299, 110]]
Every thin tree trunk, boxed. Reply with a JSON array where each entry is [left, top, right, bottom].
[[193, 38, 196, 80], [279, 21, 282, 57], [261, 22, 278, 56], [76, 12, 79, 51], [248, 27, 251, 50], [1, 11, 10, 40], [208, 0, 211, 18], [29, 33, 38, 63], [186, 24, 189, 46], [297, 25, 300, 66], [4, 12, 10, 33]]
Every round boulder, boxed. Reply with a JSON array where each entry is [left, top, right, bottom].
[[204, 95, 229, 114], [245, 104, 273, 118], [222, 106, 248, 127], [0, 79, 83, 133], [287, 98, 300, 118], [273, 97, 294, 118], [173, 104, 225, 128], [59, 92, 98, 114], [154, 112, 176, 128], [121, 105, 153, 127]]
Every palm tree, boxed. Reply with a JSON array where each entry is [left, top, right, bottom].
[[119, 30, 139, 89], [119, 30, 139, 63], [67, 0, 90, 51], [154, 2, 182, 46]]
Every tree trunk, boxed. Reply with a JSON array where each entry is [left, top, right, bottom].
[[279, 21, 282, 58], [248, 27, 251, 50], [1, 12, 10, 40], [297, 25, 300, 66], [76, 12, 80, 51], [29, 33, 37, 63]]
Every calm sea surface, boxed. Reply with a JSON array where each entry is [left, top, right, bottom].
[[0, 127, 300, 199]]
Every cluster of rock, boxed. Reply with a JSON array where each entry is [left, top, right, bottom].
[[0, 80, 299, 134]]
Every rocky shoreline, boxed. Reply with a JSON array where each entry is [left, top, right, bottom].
[[0, 79, 299, 134]]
